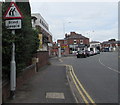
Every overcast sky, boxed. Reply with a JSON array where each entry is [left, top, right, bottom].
[[30, 1, 118, 42]]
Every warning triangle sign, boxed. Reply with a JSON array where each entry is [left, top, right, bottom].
[[4, 2, 23, 19]]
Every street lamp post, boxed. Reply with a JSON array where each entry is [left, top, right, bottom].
[[86, 30, 94, 42], [63, 21, 71, 37], [58, 43, 61, 57], [63, 21, 71, 54]]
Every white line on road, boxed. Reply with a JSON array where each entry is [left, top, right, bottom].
[[98, 58, 120, 74], [59, 59, 63, 62]]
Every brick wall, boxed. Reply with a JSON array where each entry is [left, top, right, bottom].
[[57, 40, 64, 45], [83, 39, 89, 45], [2, 64, 36, 102], [35, 51, 49, 69], [2, 51, 49, 103], [67, 38, 89, 45]]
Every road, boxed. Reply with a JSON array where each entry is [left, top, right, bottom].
[[61, 52, 118, 103]]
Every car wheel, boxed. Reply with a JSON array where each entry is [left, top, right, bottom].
[[77, 55, 80, 58]]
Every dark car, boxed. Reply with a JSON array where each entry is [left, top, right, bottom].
[[103, 48, 109, 52], [85, 50, 91, 57], [96, 50, 100, 54], [76, 50, 87, 58]]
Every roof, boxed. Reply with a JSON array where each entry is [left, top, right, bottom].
[[102, 41, 120, 44], [90, 41, 101, 44], [31, 16, 37, 20], [65, 33, 89, 39], [57, 39, 65, 41]]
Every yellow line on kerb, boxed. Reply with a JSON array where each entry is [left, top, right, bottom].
[[68, 65, 96, 105], [70, 71, 90, 105]]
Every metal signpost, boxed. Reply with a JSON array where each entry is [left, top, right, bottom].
[[4, 2, 23, 98]]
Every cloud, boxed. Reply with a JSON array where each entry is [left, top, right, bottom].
[[30, 0, 119, 2], [79, 28, 118, 42], [93, 28, 118, 41], [30, 2, 118, 42]]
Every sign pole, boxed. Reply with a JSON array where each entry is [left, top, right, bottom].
[[10, 30, 16, 99], [3, 1, 23, 99]]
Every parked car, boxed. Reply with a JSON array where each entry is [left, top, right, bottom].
[[76, 50, 87, 58], [89, 51, 94, 56], [85, 50, 91, 57], [96, 50, 100, 54], [103, 48, 109, 52]]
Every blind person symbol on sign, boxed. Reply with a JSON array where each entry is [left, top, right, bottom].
[[4, 2, 23, 19]]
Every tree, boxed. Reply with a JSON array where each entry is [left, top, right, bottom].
[[109, 39, 116, 42]]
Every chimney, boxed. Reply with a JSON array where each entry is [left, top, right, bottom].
[[70, 32, 76, 35], [65, 33, 67, 38]]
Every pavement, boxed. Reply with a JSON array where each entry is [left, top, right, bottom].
[[5, 57, 75, 103]]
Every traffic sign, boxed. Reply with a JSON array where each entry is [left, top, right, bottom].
[[4, 2, 23, 19], [5, 19, 21, 29]]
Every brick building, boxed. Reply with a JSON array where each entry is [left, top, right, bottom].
[[101, 39, 120, 52], [57, 32, 89, 55], [51, 42, 58, 56]]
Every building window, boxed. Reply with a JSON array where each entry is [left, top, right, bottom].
[[40, 19, 48, 31], [74, 40, 77, 44], [40, 19, 41, 23], [80, 40, 83, 44]]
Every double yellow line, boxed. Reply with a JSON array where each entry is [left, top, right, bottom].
[[66, 65, 96, 105]]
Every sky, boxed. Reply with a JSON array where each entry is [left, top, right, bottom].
[[30, 1, 118, 42]]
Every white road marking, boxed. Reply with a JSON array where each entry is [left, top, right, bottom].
[[59, 59, 63, 62], [99, 58, 120, 74], [46, 92, 65, 99]]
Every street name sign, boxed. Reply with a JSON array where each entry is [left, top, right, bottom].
[[5, 19, 21, 29], [4, 2, 23, 19]]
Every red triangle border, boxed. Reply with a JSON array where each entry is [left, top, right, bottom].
[[3, 2, 24, 19]]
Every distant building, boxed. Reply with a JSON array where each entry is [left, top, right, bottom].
[[101, 39, 120, 52], [51, 42, 58, 56], [31, 13, 53, 55], [88, 41, 101, 53], [57, 32, 89, 55]]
